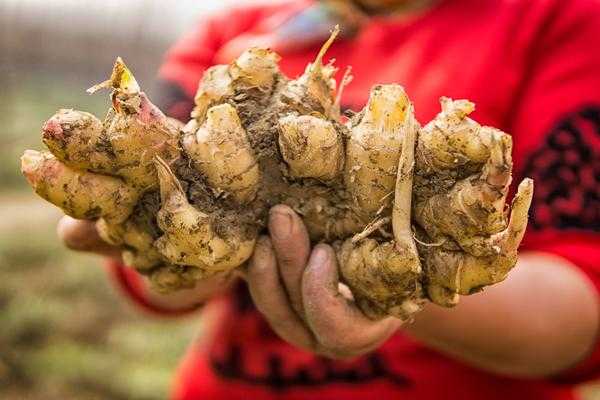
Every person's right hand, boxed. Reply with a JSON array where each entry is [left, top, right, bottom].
[[56, 215, 236, 311], [57, 216, 122, 260]]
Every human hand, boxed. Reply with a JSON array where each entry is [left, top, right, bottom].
[[57, 216, 122, 260], [56, 215, 234, 310], [246, 205, 402, 359]]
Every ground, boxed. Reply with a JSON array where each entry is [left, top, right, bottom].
[[0, 78, 198, 400]]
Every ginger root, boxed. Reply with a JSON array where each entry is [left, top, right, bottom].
[[21, 28, 533, 320]]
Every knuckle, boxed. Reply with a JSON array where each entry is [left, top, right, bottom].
[[249, 239, 274, 275], [277, 252, 299, 267], [249, 259, 276, 282], [301, 274, 320, 299], [248, 257, 270, 276]]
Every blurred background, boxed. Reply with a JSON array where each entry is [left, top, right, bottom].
[[0, 1, 255, 399], [1, 1, 599, 399]]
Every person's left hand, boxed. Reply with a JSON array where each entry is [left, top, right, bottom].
[[244, 204, 402, 359]]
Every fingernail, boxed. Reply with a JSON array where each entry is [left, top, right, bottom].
[[269, 208, 293, 240]]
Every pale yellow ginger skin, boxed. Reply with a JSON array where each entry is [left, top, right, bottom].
[[98, 96, 181, 189], [192, 65, 234, 122], [96, 218, 162, 270], [42, 99, 180, 191], [339, 239, 423, 318], [21, 150, 138, 224], [345, 85, 413, 219], [412, 98, 534, 307], [230, 47, 281, 89], [23, 58, 262, 293], [41, 109, 112, 171], [278, 114, 344, 181], [418, 98, 491, 167], [153, 157, 255, 272], [21, 28, 534, 319], [192, 47, 280, 121], [286, 194, 365, 242], [183, 104, 260, 203], [280, 28, 339, 118], [424, 179, 533, 304], [339, 108, 424, 319]]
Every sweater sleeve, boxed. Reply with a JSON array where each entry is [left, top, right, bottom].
[[508, 0, 600, 383]]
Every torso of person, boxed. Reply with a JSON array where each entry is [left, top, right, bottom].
[[161, 1, 600, 398]]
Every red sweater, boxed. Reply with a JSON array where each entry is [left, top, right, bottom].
[[113, 0, 600, 399]]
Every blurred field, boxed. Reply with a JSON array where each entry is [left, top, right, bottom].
[[0, 1, 228, 398], [0, 68, 204, 400]]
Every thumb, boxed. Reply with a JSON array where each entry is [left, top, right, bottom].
[[57, 216, 121, 259], [302, 245, 400, 354]]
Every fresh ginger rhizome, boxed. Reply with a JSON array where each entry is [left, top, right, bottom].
[[21, 28, 533, 320]]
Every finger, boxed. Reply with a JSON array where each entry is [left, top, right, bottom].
[[503, 178, 534, 251], [57, 216, 121, 259], [268, 204, 311, 317], [247, 236, 315, 350], [302, 244, 400, 357]]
